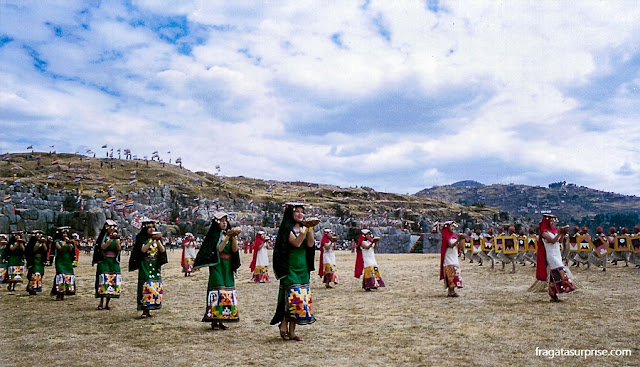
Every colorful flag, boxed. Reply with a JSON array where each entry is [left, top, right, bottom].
[[51, 159, 59, 165], [130, 171, 137, 176], [108, 183, 114, 190], [102, 144, 107, 148], [115, 199, 124, 207], [96, 177, 103, 183], [105, 195, 116, 204], [192, 207, 199, 215], [124, 199, 134, 207], [175, 157, 182, 164], [76, 196, 82, 205], [35, 154, 41, 160], [128, 179, 137, 185], [0, 179, 5, 185], [19, 196, 27, 204], [27, 145, 33, 149], [4, 194, 11, 203], [14, 178, 21, 185]]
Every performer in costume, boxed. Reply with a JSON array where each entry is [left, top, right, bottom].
[[497, 225, 518, 273], [129, 220, 167, 318], [93, 220, 122, 310], [572, 226, 591, 268], [193, 212, 241, 330], [249, 231, 270, 283], [355, 229, 385, 291], [181, 233, 197, 277], [270, 202, 317, 342], [469, 227, 484, 266], [533, 214, 576, 302], [26, 230, 47, 295], [44, 235, 54, 267], [630, 225, 640, 268], [477, 227, 495, 270], [609, 226, 629, 267], [589, 226, 608, 271], [440, 221, 466, 297], [319, 229, 339, 288], [0, 234, 7, 283], [3, 231, 26, 291], [566, 226, 580, 267], [51, 227, 76, 300]]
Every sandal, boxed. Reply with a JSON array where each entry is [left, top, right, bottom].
[[97, 305, 103, 310], [290, 335, 303, 342], [219, 323, 228, 330], [140, 314, 148, 319], [279, 326, 289, 340], [211, 322, 219, 330]]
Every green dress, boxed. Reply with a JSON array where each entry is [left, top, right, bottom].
[[272, 227, 316, 325], [136, 239, 163, 310], [27, 243, 46, 294], [4, 245, 25, 284], [95, 239, 122, 298], [203, 239, 239, 323], [52, 241, 76, 295]]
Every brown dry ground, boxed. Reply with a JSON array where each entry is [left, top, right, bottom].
[[1, 250, 639, 367]]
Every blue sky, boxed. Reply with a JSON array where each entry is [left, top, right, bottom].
[[2, 1, 640, 196]]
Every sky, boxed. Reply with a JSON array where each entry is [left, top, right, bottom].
[[2, 1, 640, 196]]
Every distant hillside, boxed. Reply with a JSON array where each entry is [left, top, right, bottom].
[[415, 182, 640, 224], [0, 152, 498, 232]]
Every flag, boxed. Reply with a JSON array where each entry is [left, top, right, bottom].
[[96, 177, 103, 183], [85, 149, 92, 153], [175, 157, 182, 164], [76, 196, 82, 205], [20, 196, 27, 204], [192, 178, 200, 183], [47, 174, 55, 179], [2, 153, 9, 161], [124, 199, 134, 207], [102, 144, 107, 148], [213, 197, 219, 203], [0, 179, 4, 185], [128, 179, 137, 185], [51, 159, 59, 165], [115, 198, 124, 207], [124, 149, 131, 154], [130, 171, 137, 176], [105, 195, 116, 204], [108, 183, 114, 190], [3, 194, 11, 203], [192, 207, 199, 215], [13, 178, 21, 185], [27, 145, 33, 149], [35, 154, 41, 160]]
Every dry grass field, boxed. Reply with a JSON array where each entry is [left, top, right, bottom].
[[1, 250, 639, 367]]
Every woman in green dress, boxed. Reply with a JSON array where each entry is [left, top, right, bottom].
[[129, 220, 167, 319], [51, 227, 77, 300], [270, 202, 317, 341], [0, 234, 7, 283], [3, 231, 26, 291], [194, 212, 241, 330], [93, 220, 122, 310], [25, 230, 47, 295]]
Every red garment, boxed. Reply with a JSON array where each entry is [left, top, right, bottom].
[[354, 233, 365, 278], [249, 235, 264, 272], [440, 225, 457, 280], [536, 217, 558, 281], [181, 237, 192, 269], [318, 233, 330, 278]]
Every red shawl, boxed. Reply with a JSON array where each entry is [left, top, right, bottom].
[[249, 234, 264, 272], [354, 233, 365, 278], [536, 217, 557, 281], [181, 237, 190, 268], [318, 232, 330, 277], [439, 225, 457, 280]]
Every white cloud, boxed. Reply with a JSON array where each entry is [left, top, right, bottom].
[[2, 0, 640, 197]]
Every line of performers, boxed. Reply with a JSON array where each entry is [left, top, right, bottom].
[[459, 222, 640, 274], [0, 202, 387, 342]]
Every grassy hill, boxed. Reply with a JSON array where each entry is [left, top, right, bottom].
[[1, 152, 497, 228], [415, 181, 640, 225]]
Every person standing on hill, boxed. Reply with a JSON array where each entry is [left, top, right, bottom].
[[250, 231, 270, 283], [181, 233, 197, 277]]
